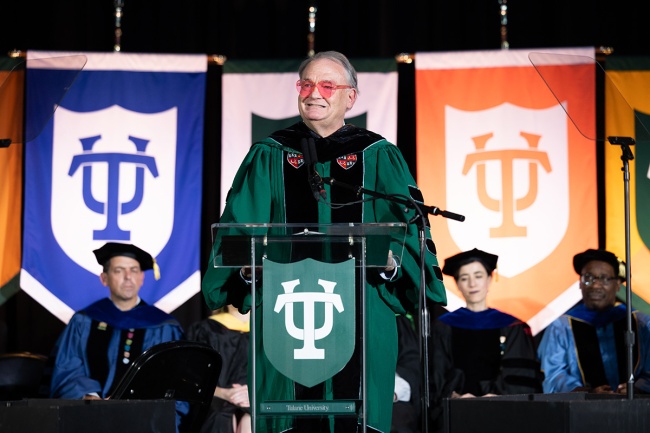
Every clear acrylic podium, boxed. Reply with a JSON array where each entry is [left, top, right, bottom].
[[211, 222, 407, 433]]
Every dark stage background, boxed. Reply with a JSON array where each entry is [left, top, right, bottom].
[[0, 0, 646, 357], [2, 0, 648, 58]]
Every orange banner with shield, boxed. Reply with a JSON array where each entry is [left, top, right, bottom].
[[415, 48, 598, 334], [0, 57, 24, 296]]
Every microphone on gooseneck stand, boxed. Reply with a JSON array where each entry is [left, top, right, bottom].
[[300, 137, 327, 202], [309, 137, 327, 201]]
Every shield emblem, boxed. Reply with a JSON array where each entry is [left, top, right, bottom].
[[51, 105, 176, 274], [446, 103, 569, 277], [263, 258, 355, 387]]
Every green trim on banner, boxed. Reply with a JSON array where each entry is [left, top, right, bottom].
[[0, 57, 24, 72], [349, 57, 396, 72], [0, 274, 20, 306], [617, 286, 650, 317], [223, 57, 396, 74], [606, 56, 650, 71], [224, 59, 303, 74]]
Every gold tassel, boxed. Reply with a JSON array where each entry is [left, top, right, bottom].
[[618, 259, 626, 282], [153, 259, 161, 280]]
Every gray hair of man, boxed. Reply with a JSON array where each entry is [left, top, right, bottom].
[[298, 51, 359, 95]]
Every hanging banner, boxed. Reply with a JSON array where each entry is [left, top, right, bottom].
[[221, 58, 398, 214], [415, 47, 597, 334], [0, 57, 24, 302], [21, 51, 207, 323], [605, 56, 650, 307]]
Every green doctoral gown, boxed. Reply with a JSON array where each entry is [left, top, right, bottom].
[[202, 122, 446, 433]]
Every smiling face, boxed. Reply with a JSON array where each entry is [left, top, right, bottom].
[[298, 58, 357, 138], [455, 260, 492, 311], [579, 260, 618, 311]]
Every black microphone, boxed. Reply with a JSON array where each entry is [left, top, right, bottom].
[[322, 176, 465, 221], [311, 170, 327, 201], [301, 137, 327, 202]]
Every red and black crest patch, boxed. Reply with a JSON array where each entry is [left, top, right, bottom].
[[336, 154, 357, 170], [287, 152, 305, 169]]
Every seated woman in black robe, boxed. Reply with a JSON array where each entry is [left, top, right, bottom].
[[428, 248, 543, 432]]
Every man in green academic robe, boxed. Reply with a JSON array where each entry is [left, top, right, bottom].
[[202, 50, 447, 433]]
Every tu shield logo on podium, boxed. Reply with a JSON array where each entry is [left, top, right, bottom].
[[263, 258, 356, 387]]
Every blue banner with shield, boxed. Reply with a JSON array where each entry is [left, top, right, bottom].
[[20, 51, 207, 322]]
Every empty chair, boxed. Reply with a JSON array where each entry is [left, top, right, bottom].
[[109, 340, 222, 433], [0, 352, 48, 401]]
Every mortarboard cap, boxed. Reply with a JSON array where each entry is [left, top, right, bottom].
[[442, 248, 498, 277], [572, 248, 619, 276], [93, 242, 160, 280]]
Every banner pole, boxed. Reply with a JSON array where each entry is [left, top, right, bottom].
[[307, 4, 317, 57], [499, 0, 509, 49], [114, 0, 124, 52]]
